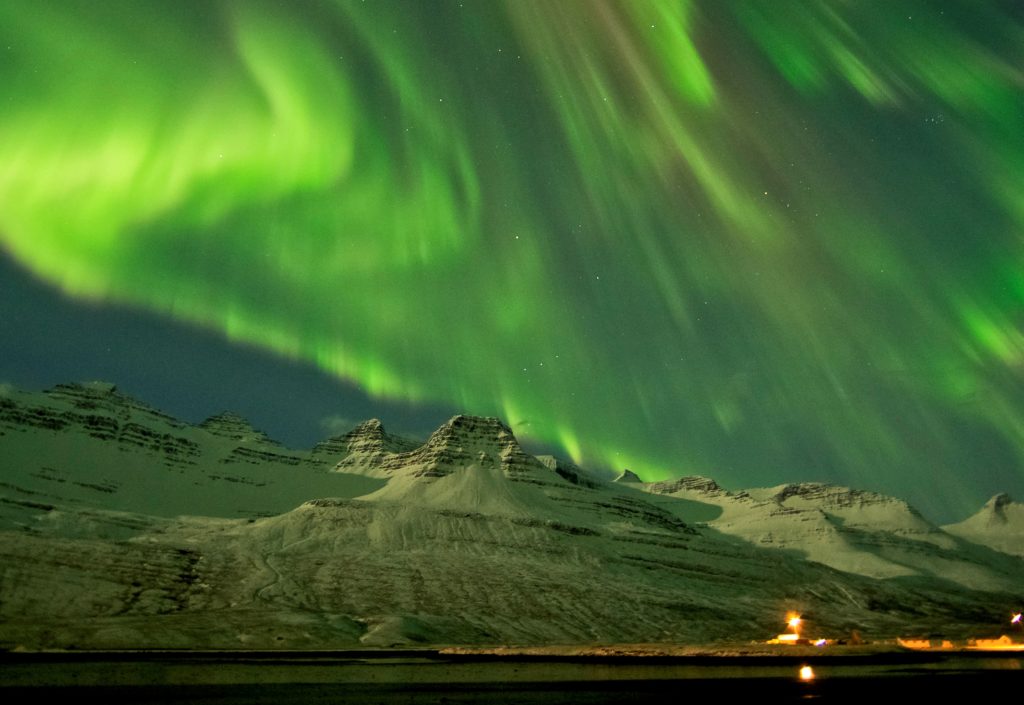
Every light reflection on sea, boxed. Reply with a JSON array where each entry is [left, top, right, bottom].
[[2, 653, 1022, 704]]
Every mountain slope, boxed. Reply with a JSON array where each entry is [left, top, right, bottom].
[[2, 474, 1013, 650]]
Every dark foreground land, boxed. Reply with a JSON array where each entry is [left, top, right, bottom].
[[2, 648, 1022, 704]]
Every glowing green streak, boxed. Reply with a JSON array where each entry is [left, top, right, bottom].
[[2, 0, 1024, 520]]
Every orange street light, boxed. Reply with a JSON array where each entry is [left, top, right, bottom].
[[787, 613, 802, 632]]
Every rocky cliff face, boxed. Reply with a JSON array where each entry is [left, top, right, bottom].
[[403, 415, 544, 478], [538, 455, 603, 489], [47, 382, 182, 425], [0, 382, 200, 468], [199, 411, 276, 444], [333, 414, 557, 487], [331, 418, 429, 475], [770, 482, 922, 515], [646, 475, 729, 498]]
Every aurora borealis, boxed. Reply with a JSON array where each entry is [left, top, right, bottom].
[[2, 0, 1023, 521]]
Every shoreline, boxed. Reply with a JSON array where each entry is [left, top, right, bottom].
[[2, 641, 1019, 664]]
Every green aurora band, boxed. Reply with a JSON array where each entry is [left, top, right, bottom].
[[2, 0, 1023, 518]]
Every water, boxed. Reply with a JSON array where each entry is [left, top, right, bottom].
[[2, 652, 1022, 703]]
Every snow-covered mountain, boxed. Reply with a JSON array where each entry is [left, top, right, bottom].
[[330, 418, 421, 476], [943, 494, 1024, 557], [627, 475, 1021, 591], [0, 383, 1020, 650], [0, 382, 384, 523]]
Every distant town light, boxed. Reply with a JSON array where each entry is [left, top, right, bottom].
[[787, 613, 802, 631], [799, 665, 815, 681]]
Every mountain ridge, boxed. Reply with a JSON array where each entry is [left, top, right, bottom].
[[0, 382, 1021, 650]]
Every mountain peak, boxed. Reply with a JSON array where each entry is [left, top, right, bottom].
[[48, 381, 123, 403], [74, 380, 118, 394], [329, 419, 420, 472], [988, 493, 1014, 510], [537, 455, 603, 488], [425, 415, 519, 455], [387, 414, 540, 480], [199, 411, 276, 444], [434, 414, 513, 437], [775, 482, 880, 504], [614, 469, 642, 483], [974, 493, 1016, 525], [44, 381, 172, 422], [943, 492, 1024, 556], [647, 475, 725, 497], [355, 417, 384, 432], [339, 418, 389, 448]]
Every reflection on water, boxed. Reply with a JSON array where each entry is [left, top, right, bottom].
[[2, 654, 1023, 703]]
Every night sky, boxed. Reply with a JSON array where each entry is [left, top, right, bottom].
[[2, 0, 1023, 522]]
